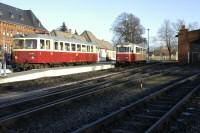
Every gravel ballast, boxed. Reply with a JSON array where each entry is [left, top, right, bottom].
[[6, 74, 180, 133]]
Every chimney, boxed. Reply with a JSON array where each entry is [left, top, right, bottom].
[[69, 29, 72, 34], [181, 25, 186, 30]]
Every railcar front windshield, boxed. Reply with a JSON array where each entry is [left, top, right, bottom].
[[14, 39, 24, 49], [14, 39, 37, 49], [117, 47, 130, 52]]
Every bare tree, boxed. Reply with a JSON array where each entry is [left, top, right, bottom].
[[158, 20, 176, 60], [156, 19, 199, 60], [188, 22, 200, 31], [172, 19, 185, 32], [111, 12, 145, 45], [172, 19, 200, 32]]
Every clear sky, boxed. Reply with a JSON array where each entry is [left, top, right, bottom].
[[0, 0, 200, 45]]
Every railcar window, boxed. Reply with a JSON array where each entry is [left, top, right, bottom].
[[87, 45, 90, 52], [77, 44, 81, 51], [40, 39, 45, 49], [82, 45, 87, 52], [25, 39, 37, 49], [54, 42, 58, 50], [46, 40, 50, 49], [130, 47, 133, 53], [14, 39, 24, 49], [60, 42, 64, 51], [91, 46, 93, 52], [118, 47, 130, 52], [136, 47, 141, 53], [116, 47, 119, 52], [96, 46, 100, 52], [71, 44, 76, 51], [65, 43, 70, 51]]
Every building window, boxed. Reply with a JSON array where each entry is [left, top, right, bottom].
[[19, 15, 24, 21], [38, 22, 41, 27], [9, 12, 14, 19], [0, 10, 3, 17]]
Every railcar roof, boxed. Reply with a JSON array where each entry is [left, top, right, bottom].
[[117, 43, 146, 48], [14, 34, 97, 46]]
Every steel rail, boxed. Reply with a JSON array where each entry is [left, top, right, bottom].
[[145, 83, 200, 132], [0, 65, 169, 125], [0, 63, 157, 109], [72, 73, 200, 133]]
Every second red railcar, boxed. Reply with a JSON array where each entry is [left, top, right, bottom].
[[116, 43, 146, 64]]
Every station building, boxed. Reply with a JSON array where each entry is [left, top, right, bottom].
[[81, 31, 116, 61], [178, 25, 200, 64], [0, 2, 48, 55]]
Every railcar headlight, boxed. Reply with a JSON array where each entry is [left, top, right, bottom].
[[31, 56, 35, 59], [15, 56, 18, 59]]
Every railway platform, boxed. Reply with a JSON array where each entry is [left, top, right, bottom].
[[0, 62, 115, 84]]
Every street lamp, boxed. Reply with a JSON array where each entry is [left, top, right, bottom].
[[147, 28, 150, 63]]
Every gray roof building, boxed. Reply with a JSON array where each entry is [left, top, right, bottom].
[[0, 2, 47, 31], [81, 30, 115, 50]]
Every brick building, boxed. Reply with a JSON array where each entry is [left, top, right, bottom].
[[178, 25, 200, 64], [0, 2, 47, 55]]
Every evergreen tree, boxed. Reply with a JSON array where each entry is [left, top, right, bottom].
[[74, 30, 78, 35], [60, 22, 68, 32]]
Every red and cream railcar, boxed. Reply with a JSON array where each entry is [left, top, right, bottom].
[[116, 43, 146, 64], [12, 34, 99, 69]]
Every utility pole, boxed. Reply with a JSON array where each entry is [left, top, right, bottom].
[[2, 27, 7, 77], [147, 28, 150, 62], [3, 38, 6, 77]]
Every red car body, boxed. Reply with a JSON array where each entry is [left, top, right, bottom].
[[116, 43, 146, 64]]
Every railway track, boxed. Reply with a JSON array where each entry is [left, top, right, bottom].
[[73, 73, 200, 133], [166, 84, 200, 133], [0, 64, 154, 105], [0, 64, 179, 128]]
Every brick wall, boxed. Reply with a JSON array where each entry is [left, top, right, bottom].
[[0, 21, 47, 53], [178, 26, 200, 64]]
